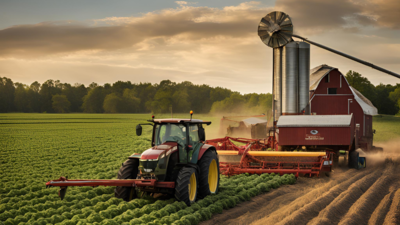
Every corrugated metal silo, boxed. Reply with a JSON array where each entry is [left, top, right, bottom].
[[273, 47, 283, 120], [298, 42, 310, 113], [282, 41, 299, 114]]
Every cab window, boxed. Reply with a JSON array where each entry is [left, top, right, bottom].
[[155, 123, 186, 145], [189, 124, 199, 142]]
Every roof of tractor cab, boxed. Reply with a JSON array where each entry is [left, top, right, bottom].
[[152, 118, 211, 125]]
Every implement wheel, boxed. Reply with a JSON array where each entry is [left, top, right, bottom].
[[175, 167, 198, 206], [115, 158, 138, 201], [198, 150, 220, 199]]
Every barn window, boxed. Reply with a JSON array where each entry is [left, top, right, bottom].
[[328, 88, 337, 94], [325, 74, 330, 83]]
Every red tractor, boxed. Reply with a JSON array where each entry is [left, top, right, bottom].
[[47, 113, 220, 205]]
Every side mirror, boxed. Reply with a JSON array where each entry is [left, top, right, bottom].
[[136, 124, 142, 136], [199, 126, 205, 142]]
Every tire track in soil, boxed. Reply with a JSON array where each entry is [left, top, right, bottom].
[[383, 187, 400, 225], [200, 168, 354, 225], [199, 178, 316, 225], [250, 168, 370, 225], [307, 168, 383, 225], [338, 163, 399, 225], [368, 183, 398, 225]]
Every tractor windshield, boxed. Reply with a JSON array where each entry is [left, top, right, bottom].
[[155, 123, 187, 145]]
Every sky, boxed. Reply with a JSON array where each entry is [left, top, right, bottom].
[[0, 0, 399, 94]]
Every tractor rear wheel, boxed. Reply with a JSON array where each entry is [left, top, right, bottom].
[[348, 151, 359, 169], [175, 167, 198, 206], [115, 158, 139, 201], [197, 150, 220, 199]]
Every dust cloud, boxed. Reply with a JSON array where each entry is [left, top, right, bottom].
[[367, 139, 400, 166]]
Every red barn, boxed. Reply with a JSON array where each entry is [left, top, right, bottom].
[[308, 65, 378, 151]]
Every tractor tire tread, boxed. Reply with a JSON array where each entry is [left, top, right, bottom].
[[115, 158, 138, 201], [197, 150, 220, 199], [175, 167, 197, 206]]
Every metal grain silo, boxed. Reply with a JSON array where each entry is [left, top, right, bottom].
[[282, 41, 299, 114], [298, 42, 310, 113], [273, 47, 283, 120]]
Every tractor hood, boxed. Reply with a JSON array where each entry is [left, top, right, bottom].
[[140, 142, 179, 160]]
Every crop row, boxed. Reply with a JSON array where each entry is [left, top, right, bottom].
[[0, 173, 295, 225]]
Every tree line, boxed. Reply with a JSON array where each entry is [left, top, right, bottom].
[[0, 70, 399, 115], [345, 71, 400, 115], [0, 78, 271, 115]]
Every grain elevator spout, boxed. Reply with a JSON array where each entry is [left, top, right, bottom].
[[292, 34, 400, 79]]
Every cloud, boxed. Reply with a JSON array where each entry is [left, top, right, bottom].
[[0, 0, 399, 58], [359, 0, 400, 29], [276, 0, 400, 35], [0, 2, 271, 58], [0, 0, 399, 94]]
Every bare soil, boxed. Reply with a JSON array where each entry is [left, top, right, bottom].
[[200, 142, 400, 225]]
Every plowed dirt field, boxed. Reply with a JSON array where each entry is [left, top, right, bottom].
[[201, 141, 400, 225]]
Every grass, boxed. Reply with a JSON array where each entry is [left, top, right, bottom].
[[373, 115, 400, 142]]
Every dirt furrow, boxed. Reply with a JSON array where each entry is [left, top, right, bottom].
[[338, 163, 397, 225], [307, 168, 382, 225], [200, 170, 347, 225], [383, 187, 400, 225], [201, 179, 313, 225], [254, 168, 371, 225], [248, 168, 363, 225], [368, 185, 397, 225]]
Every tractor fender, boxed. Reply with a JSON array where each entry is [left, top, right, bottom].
[[129, 153, 142, 159], [198, 144, 217, 161]]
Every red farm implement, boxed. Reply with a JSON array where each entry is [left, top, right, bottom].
[[205, 137, 333, 177]]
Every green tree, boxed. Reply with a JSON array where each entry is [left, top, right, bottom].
[[210, 87, 232, 102], [113, 81, 133, 96], [52, 94, 71, 113], [0, 77, 15, 112], [375, 84, 398, 115], [26, 81, 41, 112], [389, 86, 400, 114], [146, 80, 175, 113], [82, 87, 105, 113], [122, 89, 141, 113], [62, 83, 87, 112], [103, 93, 122, 113], [39, 79, 62, 112], [172, 89, 190, 112], [345, 70, 376, 104], [14, 83, 28, 112]]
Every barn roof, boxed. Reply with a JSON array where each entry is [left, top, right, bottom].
[[309, 64, 378, 116], [309, 64, 337, 91], [350, 87, 378, 116], [277, 114, 353, 127]]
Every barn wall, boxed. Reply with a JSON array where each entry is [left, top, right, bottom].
[[279, 126, 352, 146], [313, 70, 352, 95], [310, 69, 368, 143]]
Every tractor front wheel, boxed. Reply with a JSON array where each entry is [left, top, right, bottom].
[[175, 167, 198, 206], [115, 158, 139, 201], [198, 150, 220, 199]]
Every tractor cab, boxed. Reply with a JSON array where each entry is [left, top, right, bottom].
[[134, 116, 212, 181]]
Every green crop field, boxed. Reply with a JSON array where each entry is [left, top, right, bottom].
[[0, 113, 295, 225], [372, 115, 400, 142]]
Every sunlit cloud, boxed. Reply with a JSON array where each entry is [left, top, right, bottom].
[[0, 0, 399, 93]]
